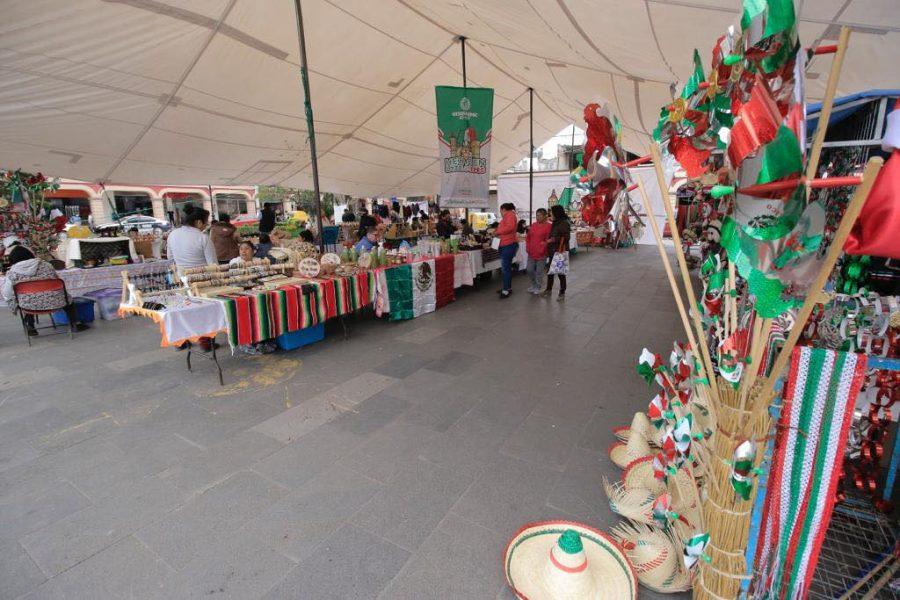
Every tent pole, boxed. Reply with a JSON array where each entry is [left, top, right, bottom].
[[529, 87, 534, 223], [459, 36, 467, 88], [459, 35, 470, 220], [293, 0, 324, 252], [570, 123, 576, 169], [208, 184, 217, 220]]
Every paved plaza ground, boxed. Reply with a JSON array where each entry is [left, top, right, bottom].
[[0, 246, 689, 599]]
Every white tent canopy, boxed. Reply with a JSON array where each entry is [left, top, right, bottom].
[[1, 0, 898, 197]]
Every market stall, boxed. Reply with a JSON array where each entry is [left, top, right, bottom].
[[0, 259, 174, 303], [587, 11, 900, 600]]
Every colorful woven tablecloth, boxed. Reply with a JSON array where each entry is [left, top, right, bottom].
[[215, 271, 375, 348]]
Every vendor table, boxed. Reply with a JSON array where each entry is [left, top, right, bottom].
[[0, 260, 174, 302]]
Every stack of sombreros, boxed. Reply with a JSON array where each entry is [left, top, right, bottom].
[[503, 521, 637, 599], [611, 522, 692, 593]]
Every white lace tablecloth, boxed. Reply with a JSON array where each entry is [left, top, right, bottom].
[[119, 297, 227, 347], [453, 252, 475, 287]]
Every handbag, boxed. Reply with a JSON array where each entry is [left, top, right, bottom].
[[547, 238, 569, 275], [490, 237, 501, 250]]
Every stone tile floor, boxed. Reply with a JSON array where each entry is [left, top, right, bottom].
[[0, 246, 690, 599]]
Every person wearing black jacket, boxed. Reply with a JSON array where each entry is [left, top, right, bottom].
[[258, 204, 276, 234], [356, 209, 377, 239], [436, 210, 454, 238], [542, 204, 571, 301]]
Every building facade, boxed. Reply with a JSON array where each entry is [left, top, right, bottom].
[[43, 180, 264, 225]]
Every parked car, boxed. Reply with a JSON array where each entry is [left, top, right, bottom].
[[97, 215, 172, 234]]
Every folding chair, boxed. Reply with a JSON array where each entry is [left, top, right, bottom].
[[13, 279, 76, 346]]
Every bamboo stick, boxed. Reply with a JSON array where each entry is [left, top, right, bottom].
[[728, 260, 738, 334], [806, 27, 851, 182], [636, 179, 705, 371], [650, 143, 721, 406], [758, 157, 883, 401]]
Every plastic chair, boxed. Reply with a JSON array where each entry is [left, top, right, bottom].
[[13, 279, 74, 346]]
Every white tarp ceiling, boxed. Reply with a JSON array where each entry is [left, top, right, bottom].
[[1, 0, 898, 197]]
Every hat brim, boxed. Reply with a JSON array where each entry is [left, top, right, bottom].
[[504, 520, 637, 600], [608, 441, 652, 469], [603, 477, 657, 525], [612, 523, 692, 593], [622, 456, 666, 496]]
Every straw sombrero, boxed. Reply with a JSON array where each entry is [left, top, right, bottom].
[[603, 477, 656, 525], [504, 520, 637, 600], [613, 412, 656, 446], [608, 431, 653, 469], [669, 467, 704, 542], [622, 456, 666, 496], [611, 521, 692, 593]]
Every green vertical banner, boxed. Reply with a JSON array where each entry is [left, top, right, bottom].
[[435, 86, 494, 208]]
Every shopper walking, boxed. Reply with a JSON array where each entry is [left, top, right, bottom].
[[525, 208, 552, 294], [494, 202, 519, 299], [542, 204, 571, 301]]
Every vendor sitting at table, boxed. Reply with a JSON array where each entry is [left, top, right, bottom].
[[354, 226, 379, 254], [229, 240, 256, 266], [1, 242, 90, 336]]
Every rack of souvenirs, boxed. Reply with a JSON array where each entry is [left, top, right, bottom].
[[497, 2, 898, 600]]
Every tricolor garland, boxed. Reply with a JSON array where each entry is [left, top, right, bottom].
[[753, 347, 866, 599]]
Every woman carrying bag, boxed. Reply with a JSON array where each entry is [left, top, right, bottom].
[[542, 204, 571, 301]]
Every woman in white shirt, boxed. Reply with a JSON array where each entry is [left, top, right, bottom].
[[166, 205, 217, 273], [164, 205, 218, 351]]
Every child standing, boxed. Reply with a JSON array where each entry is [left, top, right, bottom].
[[525, 208, 552, 294]]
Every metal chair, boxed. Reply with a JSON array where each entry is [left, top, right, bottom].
[[13, 279, 75, 346]]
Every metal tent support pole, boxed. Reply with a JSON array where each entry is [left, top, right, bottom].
[[528, 87, 534, 223], [570, 123, 576, 169], [459, 35, 470, 220], [293, 0, 324, 252]]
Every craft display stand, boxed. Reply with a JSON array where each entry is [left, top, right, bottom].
[[120, 268, 227, 385], [185, 340, 224, 387]]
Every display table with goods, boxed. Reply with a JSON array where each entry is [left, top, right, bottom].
[[65, 236, 138, 268], [501, 4, 898, 600], [0, 259, 175, 303], [117, 241, 480, 382]]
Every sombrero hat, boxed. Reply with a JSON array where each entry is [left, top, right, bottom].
[[613, 412, 656, 446], [608, 431, 652, 469], [668, 467, 704, 541], [603, 477, 656, 525], [622, 456, 666, 496], [504, 520, 637, 600], [611, 521, 692, 593]]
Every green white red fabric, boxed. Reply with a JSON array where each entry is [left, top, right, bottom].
[[378, 259, 438, 322], [753, 347, 866, 598]]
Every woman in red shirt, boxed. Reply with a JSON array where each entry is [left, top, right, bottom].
[[494, 202, 519, 298], [525, 208, 552, 293]]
